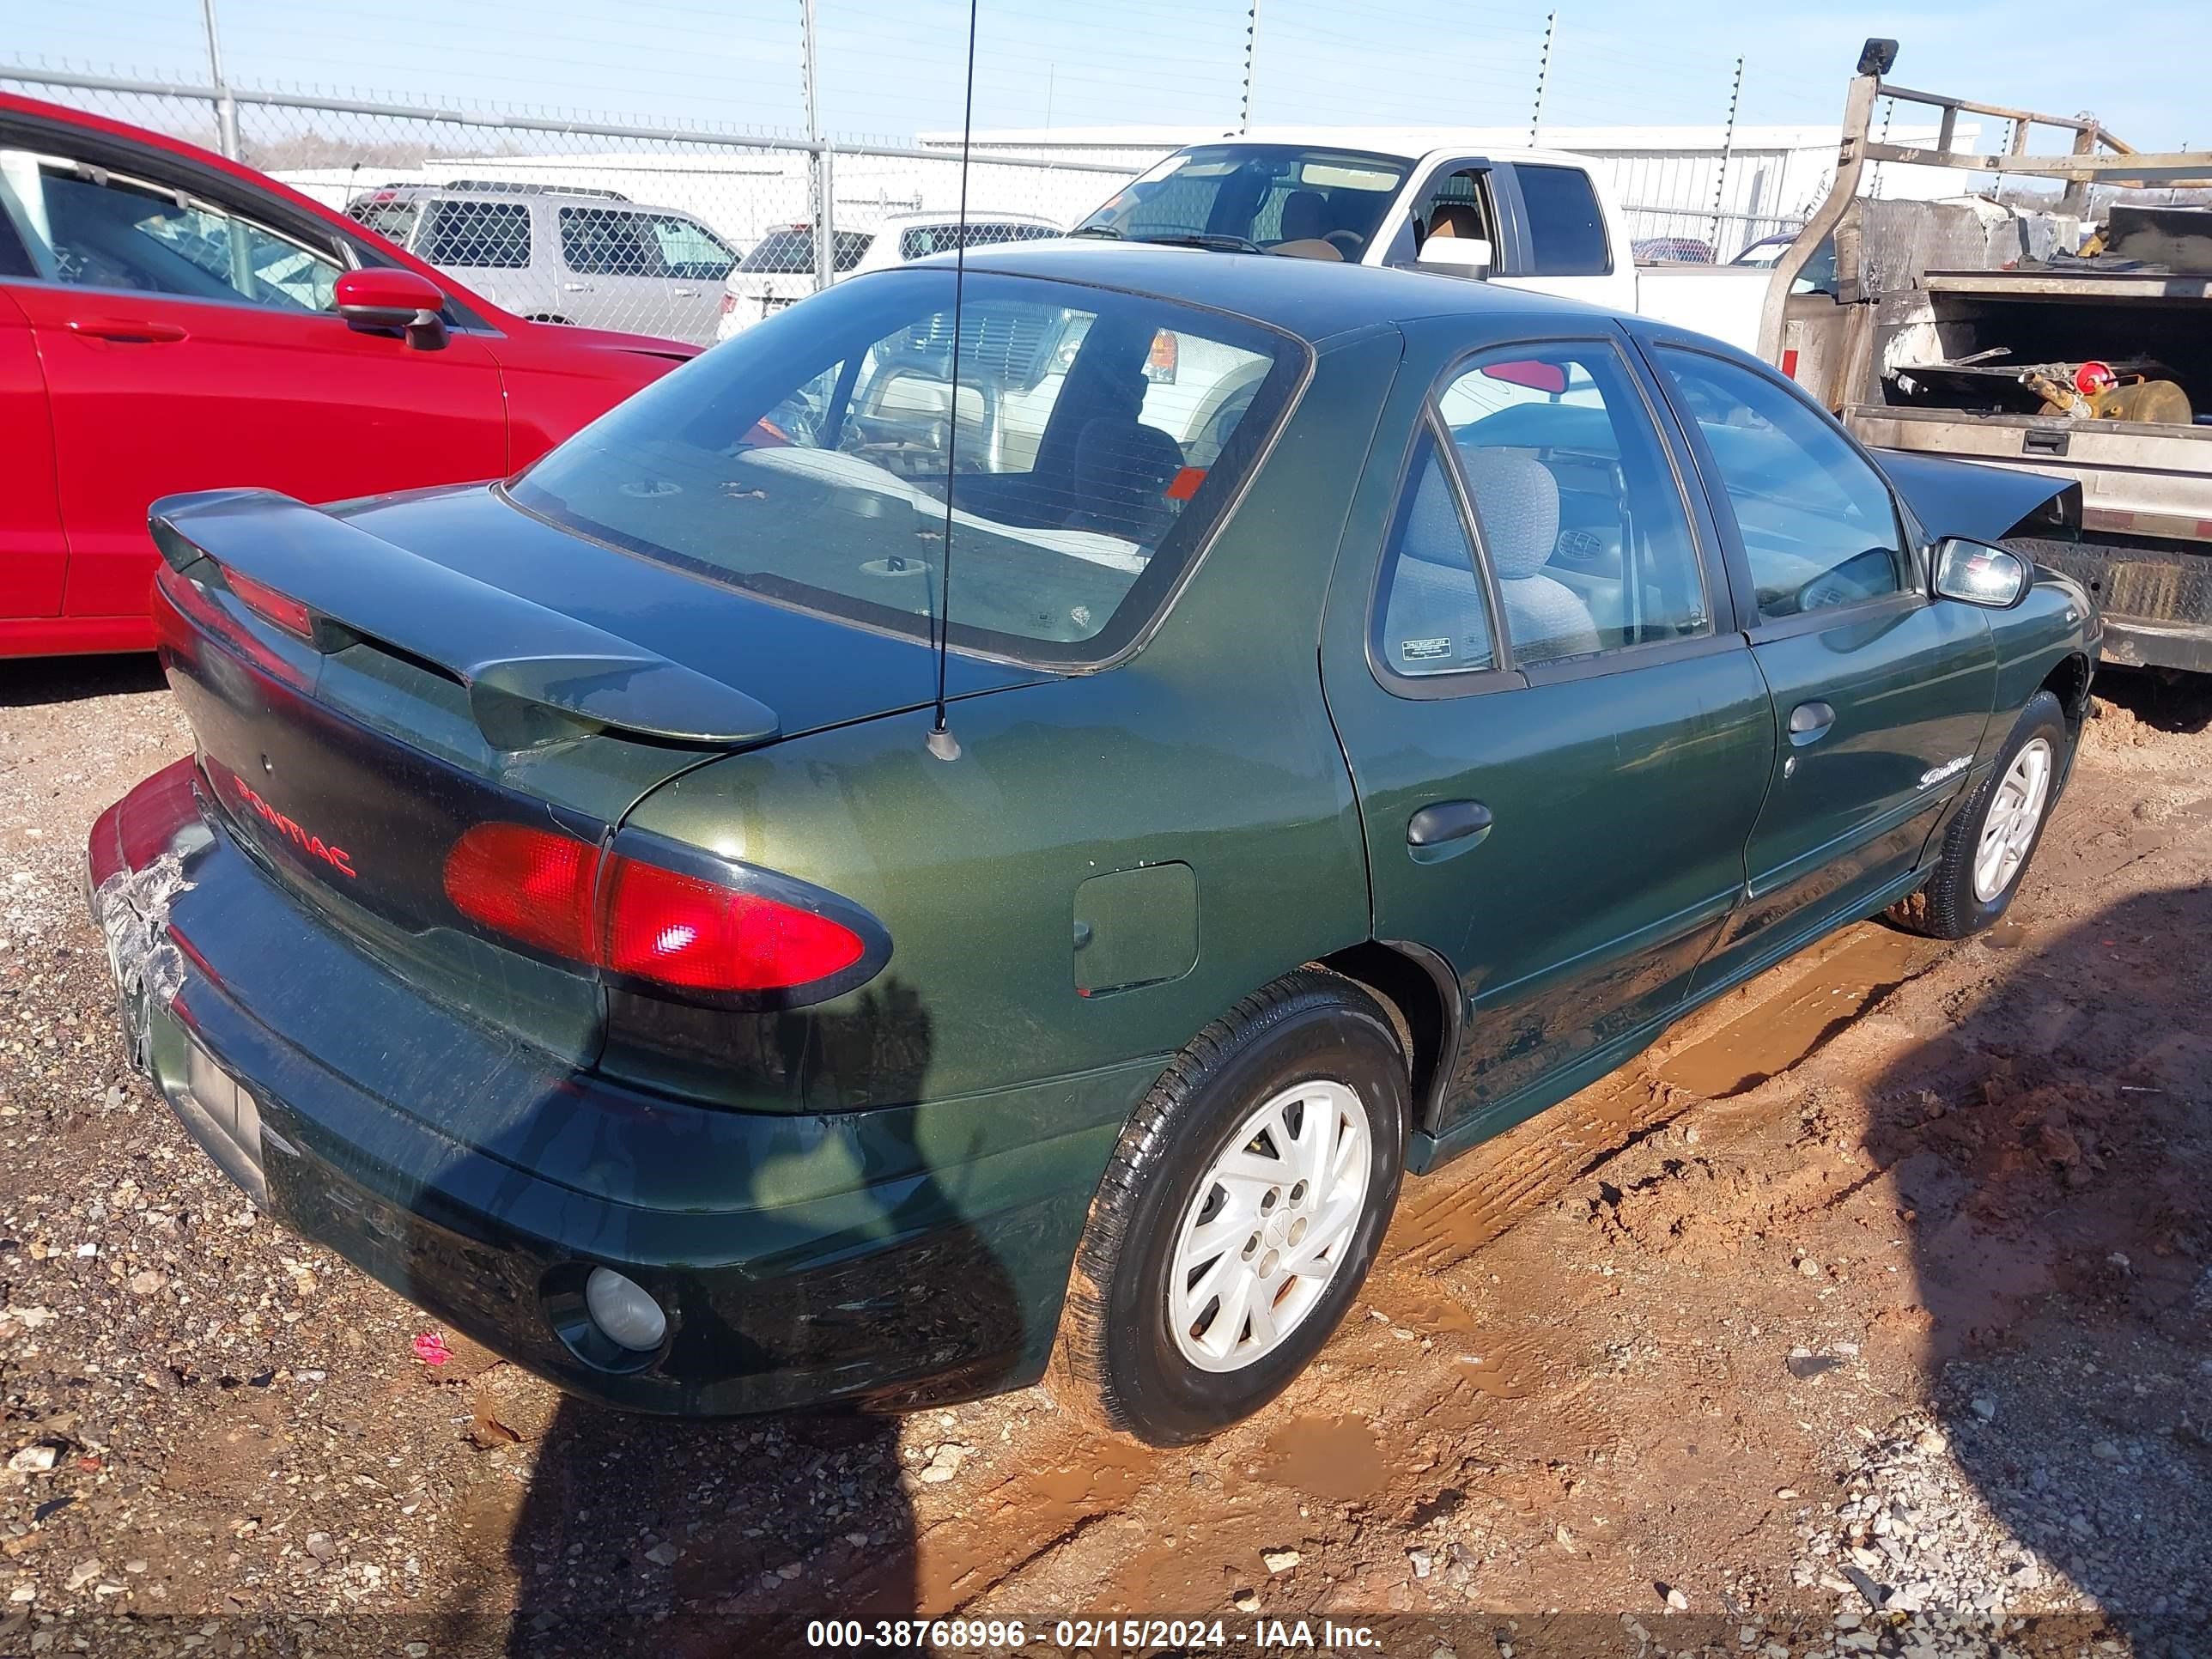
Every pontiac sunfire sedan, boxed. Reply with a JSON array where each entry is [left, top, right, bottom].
[[89, 244, 2094, 1443]]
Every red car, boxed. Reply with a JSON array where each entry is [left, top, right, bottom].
[[0, 93, 699, 658]]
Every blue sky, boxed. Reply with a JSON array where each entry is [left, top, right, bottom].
[[7, 0, 2203, 151]]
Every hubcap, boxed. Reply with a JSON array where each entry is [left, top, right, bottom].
[[1167, 1080, 1372, 1374], [1973, 737, 2053, 902]]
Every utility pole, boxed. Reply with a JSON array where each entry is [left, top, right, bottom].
[[1709, 56, 1743, 254], [1240, 0, 1261, 134], [1529, 12, 1556, 147], [799, 0, 834, 292], [199, 0, 240, 160]]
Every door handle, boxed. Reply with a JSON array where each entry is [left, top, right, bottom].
[[1788, 701, 1837, 746], [1407, 799, 1493, 862], [672, 286, 699, 297], [560, 282, 593, 293], [68, 317, 188, 343]]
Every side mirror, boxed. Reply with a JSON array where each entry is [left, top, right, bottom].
[[1417, 235, 1494, 279], [335, 267, 448, 350], [1932, 538, 2030, 609]]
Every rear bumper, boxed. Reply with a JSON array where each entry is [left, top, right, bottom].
[[88, 757, 1156, 1415]]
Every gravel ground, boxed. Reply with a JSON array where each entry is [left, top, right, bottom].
[[1, 657, 2207, 1659]]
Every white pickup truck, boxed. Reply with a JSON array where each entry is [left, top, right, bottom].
[[1070, 136, 1769, 349]]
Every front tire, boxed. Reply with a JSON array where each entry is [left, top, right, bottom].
[[1891, 689, 2070, 939], [1053, 970, 1409, 1445]]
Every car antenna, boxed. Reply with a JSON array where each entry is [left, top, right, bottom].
[[924, 0, 981, 763]]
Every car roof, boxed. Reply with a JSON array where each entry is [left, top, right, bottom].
[[933, 238, 1607, 344], [1160, 133, 1605, 171]]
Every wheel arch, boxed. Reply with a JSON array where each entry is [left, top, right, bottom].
[[1312, 938, 1460, 1140], [2039, 650, 2093, 733]]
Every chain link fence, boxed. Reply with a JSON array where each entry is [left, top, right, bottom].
[[1, 67, 1155, 343], [3, 60, 1824, 342]]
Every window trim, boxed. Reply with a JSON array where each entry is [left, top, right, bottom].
[[1362, 410, 1523, 701], [1633, 332, 1924, 639], [1429, 332, 1729, 674]]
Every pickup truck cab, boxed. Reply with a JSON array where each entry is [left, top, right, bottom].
[[1073, 136, 1768, 349]]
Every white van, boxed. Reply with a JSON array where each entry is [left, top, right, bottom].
[[348, 182, 738, 344], [717, 210, 1060, 340]]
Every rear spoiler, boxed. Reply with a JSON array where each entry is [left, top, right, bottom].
[[149, 489, 781, 750]]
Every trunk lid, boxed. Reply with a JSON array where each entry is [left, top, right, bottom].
[[150, 483, 1044, 1060]]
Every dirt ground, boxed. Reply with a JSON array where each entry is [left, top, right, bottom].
[[1, 656, 2207, 1659]]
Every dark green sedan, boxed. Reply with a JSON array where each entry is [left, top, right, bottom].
[[89, 244, 2094, 1444]]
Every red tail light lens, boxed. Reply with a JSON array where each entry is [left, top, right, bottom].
[[441, 823, 877, 1000], [602, 860, 866, 991], [443, 823, 602, 960], [222, 568, 313, 640]]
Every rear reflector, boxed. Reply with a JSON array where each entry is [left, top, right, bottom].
[[443, 823, 600, 960], [441, 823, 875, 999]]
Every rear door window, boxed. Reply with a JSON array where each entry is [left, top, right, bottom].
[[509, 269, 1304, 665], [1516, 164, 1611, 276], [422, 200, 532, 269], [1438, 342, 1709, 665], [559, 206, 665, 277]]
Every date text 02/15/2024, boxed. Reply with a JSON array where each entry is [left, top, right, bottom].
[[803, 1619, 1385, 1650]]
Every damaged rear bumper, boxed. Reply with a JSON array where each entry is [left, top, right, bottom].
[[87, 757, 1153, 1415]]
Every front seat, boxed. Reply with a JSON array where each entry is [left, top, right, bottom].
[[1272, 189, 1341, 262], [1462, 449, 1601, 662], [1063, 416, 1187, 543]]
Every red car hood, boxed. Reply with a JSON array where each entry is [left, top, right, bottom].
[[536, 323, 702, 362]]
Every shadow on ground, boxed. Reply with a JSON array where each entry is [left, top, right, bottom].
[[1868, 881, 2212, 1644]]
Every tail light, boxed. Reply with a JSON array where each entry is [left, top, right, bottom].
[[442, 823, 883, 1002], [1145, 328, 1179, 385], [719, 290, 736, 316]]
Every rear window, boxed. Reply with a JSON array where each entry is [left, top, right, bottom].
[[508, 269, 1303, 666], [738, 228, 872, 275], [422, 199, 532, 269], [1517, 164, 1611, 276], [349, 199, 421, 247], [898, 221, 1056, 261]]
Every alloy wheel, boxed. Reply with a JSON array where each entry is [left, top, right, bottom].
[[1167, 1079, 1372, 1373], [1973, 737, 2053, 902]]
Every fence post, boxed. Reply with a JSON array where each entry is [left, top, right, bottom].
[[799, 0, 834, 292], [1708, 55, 1742, 255], [1239, 0, 1261, 134], [1530, 11, 1554, 148], [198, 0, 240, 159]]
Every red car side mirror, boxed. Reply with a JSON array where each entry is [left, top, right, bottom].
[[335, 267, 449, 351]]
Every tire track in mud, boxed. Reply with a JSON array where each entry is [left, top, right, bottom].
[[935, 925, 1961, 1618]]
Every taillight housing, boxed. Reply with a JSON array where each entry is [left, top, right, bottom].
[[221, 567, 314, 641], [441, 823, 886, 1006]]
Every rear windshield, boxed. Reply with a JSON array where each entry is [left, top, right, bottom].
[[738, 228, 872, 274], [1077, 144, 1410, 263], [507, 268, 1304, 666], [349, 199, 421, 247]]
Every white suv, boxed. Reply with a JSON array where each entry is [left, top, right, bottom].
[[717, 210, 1060, 340], [347, 183, 738, 344]]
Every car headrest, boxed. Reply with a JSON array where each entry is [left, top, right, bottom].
[[1462, 449, 1559, 580]]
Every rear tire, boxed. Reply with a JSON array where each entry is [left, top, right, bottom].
[[1052, 969, 1408, 1446], [1890, 690, 2069, 939]]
